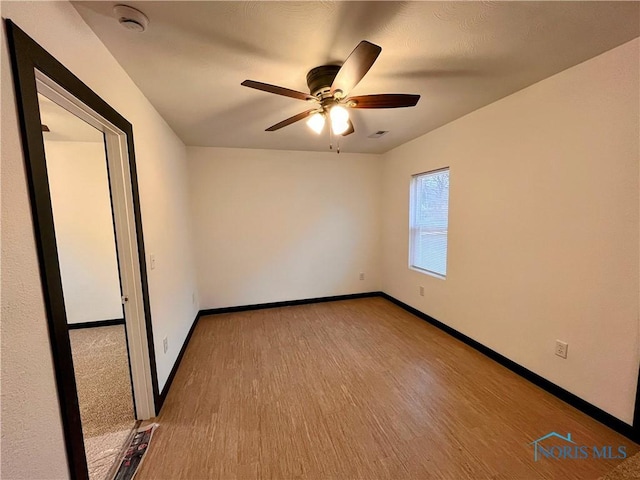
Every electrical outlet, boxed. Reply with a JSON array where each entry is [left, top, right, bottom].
[[163, 336, 168, 354], [150, 253, 156, 270], [555, 340, 568, 359], [419, 286, 425, 296], [359, 272, 365, 281], [192, 292, 196, 305]]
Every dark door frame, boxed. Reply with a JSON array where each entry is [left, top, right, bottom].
[[5, 20, 160, 480]]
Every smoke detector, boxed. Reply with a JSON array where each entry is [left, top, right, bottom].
[[113, 5, 149, 32]]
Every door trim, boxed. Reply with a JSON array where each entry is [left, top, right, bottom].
[[35, 71, 156, 420], [5, 19, 160, 480]]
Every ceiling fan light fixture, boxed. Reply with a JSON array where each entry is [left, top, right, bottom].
[[330, 105, 349, 123], [330, 105, 350, 135], [332, 120, 349, 135], [307, 112, 325, 134]]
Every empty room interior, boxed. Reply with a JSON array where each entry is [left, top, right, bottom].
[[1, 1, 640, 479]]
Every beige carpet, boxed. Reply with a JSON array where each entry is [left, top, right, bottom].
[[600, 451, 640, 480], [70, 325, 136, 480], [84, 429, 135, 480]]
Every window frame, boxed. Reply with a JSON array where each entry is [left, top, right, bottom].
[[408, 167, 450, 279]]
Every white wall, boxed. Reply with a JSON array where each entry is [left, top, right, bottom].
[[381, 38, 640, 424], [187, 147, 382, 309], [1, 2, 198, 478], [45, 141, 123, 324]]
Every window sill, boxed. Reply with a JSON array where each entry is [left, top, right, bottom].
[[409, 265, 446, 280]]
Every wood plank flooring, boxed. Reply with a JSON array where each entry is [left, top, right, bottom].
[[137, 298, 637, 479]]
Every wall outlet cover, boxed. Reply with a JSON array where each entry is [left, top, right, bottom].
[[555, 340, 568, 359]]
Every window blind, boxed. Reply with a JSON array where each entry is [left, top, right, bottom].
[[410, 168, 449, 277]]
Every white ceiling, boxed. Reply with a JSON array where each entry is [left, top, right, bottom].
[[73, 1, 639, 154]]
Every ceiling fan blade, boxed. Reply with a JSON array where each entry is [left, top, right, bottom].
[[331, 40, 382, 98], [341, 120, 355, 136], [265, 109, 316, 131], [242, 80, 315, 101], [347, 94, 420, 109]]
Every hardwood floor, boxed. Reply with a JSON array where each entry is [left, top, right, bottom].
[[137, 298, 637, 479]]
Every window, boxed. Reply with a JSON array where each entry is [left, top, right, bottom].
[[409, 168, 450, 277]]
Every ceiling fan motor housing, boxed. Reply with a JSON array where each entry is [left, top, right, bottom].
[[306, 65, 341, 97]]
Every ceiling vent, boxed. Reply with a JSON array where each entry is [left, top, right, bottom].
[[113, 5, 149, 33], [368, 130, 389, 139]]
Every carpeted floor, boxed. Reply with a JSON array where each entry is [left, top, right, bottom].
[[600, 451, 640, 480], [70, 325, 136, 480]]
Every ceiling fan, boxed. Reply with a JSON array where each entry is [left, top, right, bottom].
[[241, 40, 420, 140]]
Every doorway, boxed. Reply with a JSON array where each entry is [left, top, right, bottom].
[[6, 20, 159, 479], [38, 91, 137, 479]]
